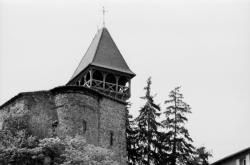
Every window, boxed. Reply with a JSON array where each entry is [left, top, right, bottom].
[[83, 120, 87, 133], [110, 131, 114, 146], [240, 157, 246, 165], [52, 120, 58, 128], [52, 120, 58, 136]]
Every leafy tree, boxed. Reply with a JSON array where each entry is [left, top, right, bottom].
[[61, 135, 118, 165], [162, 86, 195, 165], [0, 129, 62, 165], [0, 129, 119, 165], [135, 77, 162, 165]]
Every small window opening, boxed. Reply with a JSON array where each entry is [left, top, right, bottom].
[[110, 131, 114, 146], [83, 120, 87, 133], [52, 120, 58, 137], [52, 120, 58, 128], [80, 77, 84, 86]]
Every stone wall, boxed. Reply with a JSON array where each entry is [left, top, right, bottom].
[[0, 97, 27, 132], [0, 86, 127, 164], [0, 92, 56, 138], [99, 98, 127, 163], [54, 92, 99, 145], [25, 92, 57, 138]]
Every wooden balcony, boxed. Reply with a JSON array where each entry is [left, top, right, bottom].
[[83, 79, 130, 101]]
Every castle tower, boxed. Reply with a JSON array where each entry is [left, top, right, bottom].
[[0, 27, 133, 164], [67, 27, 135, 101]]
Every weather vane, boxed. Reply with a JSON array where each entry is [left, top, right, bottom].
[[102, 6, 107, 27]]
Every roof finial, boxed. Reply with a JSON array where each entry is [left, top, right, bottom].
[[102, 6, 107, 27]]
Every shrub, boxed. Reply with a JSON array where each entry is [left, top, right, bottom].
[[0, 130, 119, 165]]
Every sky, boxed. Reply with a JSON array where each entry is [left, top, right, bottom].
[[0, 0, 250, 163]]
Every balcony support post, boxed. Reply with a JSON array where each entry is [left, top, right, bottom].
[[89, 69, 93, 87], [102, 73, 107, 89], [115, 76, 120, 92]]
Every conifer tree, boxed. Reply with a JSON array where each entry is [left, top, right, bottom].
[[196, 146, 212, 165], [126, 102, 140, 165], [162, 86, 195, 165], [189, 146, 212, 165], [135, 77, 162, 165]]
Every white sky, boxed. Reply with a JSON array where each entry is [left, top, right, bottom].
[[0, 0, 250, 163]]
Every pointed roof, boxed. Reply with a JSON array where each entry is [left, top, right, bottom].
[[70, 27, 135, 81]]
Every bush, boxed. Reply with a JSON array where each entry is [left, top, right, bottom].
[[0, 130, 119, 165]]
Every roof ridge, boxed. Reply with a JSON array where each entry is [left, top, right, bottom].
[[101, 28, 131, 69], [91, 28, 104, 66], [70, 28, 103, 79]]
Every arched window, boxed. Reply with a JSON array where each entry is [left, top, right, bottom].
[[92, 70, 103, 88], [80, 77, 84, 86], [118, 76, 129, 93], [84, 71, 91, 87], [118, 76, 128, 86], [93, 70, 103, 81], [106, 74, 116, 84], [110, 131, 114, 146], [83, 120, 87, 133], [86, 71, 91, 82], [105, 74, 116, 91]]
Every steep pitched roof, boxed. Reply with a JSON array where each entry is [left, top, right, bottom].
[[70, 27, 135, 81]]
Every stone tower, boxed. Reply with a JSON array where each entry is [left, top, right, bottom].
[[67, 27, 135, 101], [0, 27, 135, 164]]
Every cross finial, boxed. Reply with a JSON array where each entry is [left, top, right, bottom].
[[102, 6, 107, 27]]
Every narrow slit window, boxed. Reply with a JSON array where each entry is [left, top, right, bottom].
[[83, 120, 87, 133], [110, 131, 114, 146], [51, 120, 58, 137]]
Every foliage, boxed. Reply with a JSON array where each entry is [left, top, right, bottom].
[[0, 129, 47, 165], [162, 86, 195, 165], [61, 135, 119, 165], [125, 78, 213, 165], [126, 102, 140, 165], [188, 146, 212, 165], [134, 77, 163, 164], [0, 129, 118, 165]]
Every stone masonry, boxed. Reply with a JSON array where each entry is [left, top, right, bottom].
[[0, 86, 127, 164]]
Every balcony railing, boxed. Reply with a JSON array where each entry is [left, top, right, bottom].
[[83, 79, 130, 100]]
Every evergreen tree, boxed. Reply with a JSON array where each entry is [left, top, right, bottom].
[[135, 77, 162, 165], [126, 102, 140, 164], [189, 146, 212, 165], [162, 86, 195, 165]]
